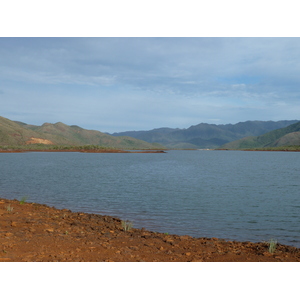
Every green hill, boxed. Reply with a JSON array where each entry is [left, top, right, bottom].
[[112, 120, 299, 149], [0, 116, 43, 145], [221, 121, 300, 149], [0, 116, 163, 149]]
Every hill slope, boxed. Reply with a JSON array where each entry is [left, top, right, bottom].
[[221, 121, 300, 149], [0, 116, 162, 149], [111, 120, 299, 149]]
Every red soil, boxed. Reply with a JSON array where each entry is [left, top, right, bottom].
[[0, 149, 166, 153], [1, 198, 300, 262]]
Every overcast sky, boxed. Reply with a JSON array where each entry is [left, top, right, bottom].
[[1, 37, 300, 133]]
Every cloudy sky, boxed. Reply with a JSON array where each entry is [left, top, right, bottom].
[[1, 37, 300, 133]]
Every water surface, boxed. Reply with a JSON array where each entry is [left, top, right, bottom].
[[1, 150, 299, 247]]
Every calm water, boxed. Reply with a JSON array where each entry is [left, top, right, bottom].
[[1, 150, 300, 247]]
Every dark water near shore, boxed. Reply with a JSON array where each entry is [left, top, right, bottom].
[[1, 150, 300, 247]]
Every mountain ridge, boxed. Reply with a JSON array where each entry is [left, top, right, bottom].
[[0, 116, 163, 149], [111, 120, 299, 149], [2, 116, 299, 150], [221, 121, 300, 149]]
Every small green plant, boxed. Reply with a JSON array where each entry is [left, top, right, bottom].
[[164, 232, 169, 235], [5, 204, 14, 213], [19, 196, 28, 205], [268, 239, 277, 253], [121, 220, 133, 232]]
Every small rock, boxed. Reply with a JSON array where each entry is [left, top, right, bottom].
[[129, 246, 139, 251], [165, 239, 174, 243]]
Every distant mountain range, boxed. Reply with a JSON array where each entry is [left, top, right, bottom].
[[0, 116, 162, 149], [111, 120, 299, 149], [222, 121, 300, 149], [2, 116, 300, 150]]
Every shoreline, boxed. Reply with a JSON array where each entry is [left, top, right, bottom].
[[1, 197, 300, 262], [0, 149, 167, 154], [217, 148, 300, 152]]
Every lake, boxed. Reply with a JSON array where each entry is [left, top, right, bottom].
[[1, 150, 299, 247]]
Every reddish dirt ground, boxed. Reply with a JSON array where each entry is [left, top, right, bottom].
[[0, 149, 166, 154], [1, 198, 300, 262]]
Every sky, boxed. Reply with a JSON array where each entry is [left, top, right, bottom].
[[1, 37, 300, 133]]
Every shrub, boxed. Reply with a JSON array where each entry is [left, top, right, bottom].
[[5, 204, 14, 213], [121, 220, 133, 232], [20, 196, 28, 205], [268, 239, 277, 253]]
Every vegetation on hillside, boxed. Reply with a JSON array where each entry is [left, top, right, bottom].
[[112, 120, 299, 149], [221, 121, 300, 150], [243, 145, 300, 152], [0, 116, 164, 150], [3, 115, 300, 151]]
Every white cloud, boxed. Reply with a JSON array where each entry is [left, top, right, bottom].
[[1, 37, 300, 132]]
